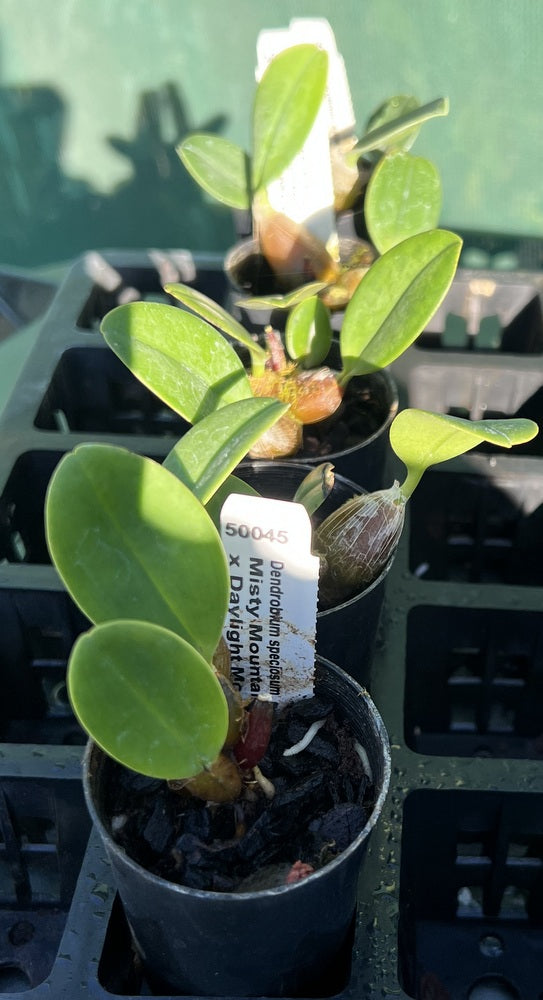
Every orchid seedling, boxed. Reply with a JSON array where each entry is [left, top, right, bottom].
[[314, 409, 539, 605], [180, 45, 449, 304], [44, 396, 293, 801], [44, 397, 537, 798], [342, 95, 449, 240], [46, 440, 247, 800], [178, 43, 339, 291], [43, 396, 334, 802], [241, 96, 451, 311], [101, 228, 463, 460]]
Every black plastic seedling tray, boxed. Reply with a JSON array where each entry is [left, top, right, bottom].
[[0, 267, 56, 343], [0, 249, 542, 999]]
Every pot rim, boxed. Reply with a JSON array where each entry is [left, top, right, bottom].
[[300, 367, 399, 459], [224, 235, 374, 294], [83, 657, 391, 904], [238, 459, 397, 617]]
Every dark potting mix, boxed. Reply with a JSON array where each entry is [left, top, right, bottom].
[[301, 375, 389, 459], [103, 695, 374, 893]]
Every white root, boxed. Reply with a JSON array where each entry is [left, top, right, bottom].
[[283, 718, 327, 757], [354, 741, 373, 782], [253, 765, 275, 800]]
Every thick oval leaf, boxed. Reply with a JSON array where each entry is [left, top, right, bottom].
[[68, 620, 228, 779], [365, 152, 442, 254], [177, 134, 250, 210], [164, 282, 267, 365], [339, 230, 462, 380], [101, 301, 251, 421], [390, 409, 539, 498], [348, 96, 449, 161], [286, 295, 332, 368], [163, 398, 288, 503], [252, 44, 328, 191], [46, 444, 229, 661]]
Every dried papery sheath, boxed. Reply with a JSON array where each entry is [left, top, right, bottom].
[[169, 753, 242, 804], [216, 673, 244, 748], [248, 411, 302, 458], [314, 481, 406, 607], [212, 636, 232, 679]]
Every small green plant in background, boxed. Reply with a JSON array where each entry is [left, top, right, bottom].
[[101, 228, 463, 458], [178, 39, 449, 304], [347, 96, 449, 252], [179, 43, 339, 291]]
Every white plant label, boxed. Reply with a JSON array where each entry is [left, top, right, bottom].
[[289, 18, 356, 139], [256, 20, 337, 247], [220, 493, 320, 706]]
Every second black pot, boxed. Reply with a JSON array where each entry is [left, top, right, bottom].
[[238, 461, 395, 684]]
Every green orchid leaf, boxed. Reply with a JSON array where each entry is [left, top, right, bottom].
[[363, 95, 421, 152], [205, 474, 259, 529], [164, 282, 267, 365], [391, 409, 539, 498], [68, 620, 228, 779], [340, 230, 462, 381], [45, 443, 229, 661], [234, 281, 329, 311], [177, 134, 251, 210], [365, 152, 442, 254], [285, 295, 332, 368], [101, 301, 251, 422], [252, 44, 328, 192], [348, 96, 449, 162], [293, 462, 335, 516], [163, 398, 288, 503]]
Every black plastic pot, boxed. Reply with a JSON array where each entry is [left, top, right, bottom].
[[83, 657, 391, 998], [292, 363, 397, 492], [238, 460, 394, 684], [223, 234, 373, 332]]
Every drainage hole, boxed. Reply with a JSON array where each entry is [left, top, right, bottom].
[[479, 933, 504, 958]]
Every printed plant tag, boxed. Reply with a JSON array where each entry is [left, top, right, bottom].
[[256, 22, 336, 247], [289, 18, 356, 139], [220, 493, 320, 706]]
